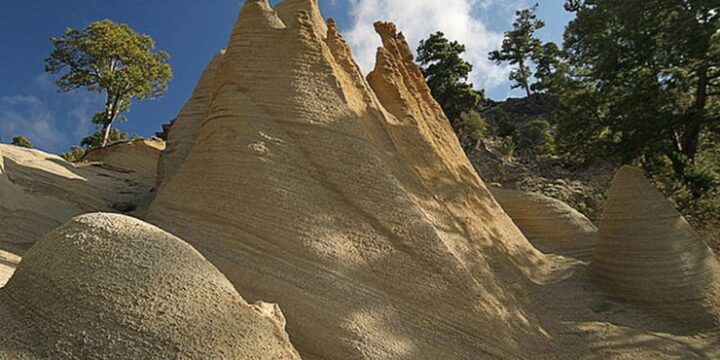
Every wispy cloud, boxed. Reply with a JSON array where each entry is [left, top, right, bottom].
[[342, 0, 530, 98], [0, 95, 68, 150], [68, 92, 101, 140], [0, 73, 102, 152]]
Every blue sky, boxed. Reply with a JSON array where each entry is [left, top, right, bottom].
[[0, 0, 573, 153]]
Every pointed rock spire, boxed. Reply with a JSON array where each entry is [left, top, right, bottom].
[[274, 0, 327, 39], [592, 166, 720, 327], [149, 9, 554, 358], [229, 0, 286, 46]]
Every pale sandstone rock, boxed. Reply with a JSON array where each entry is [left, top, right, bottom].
[[593, 166, 720, 328], [148, 1, 565, 358], [0, 213, 300, 359], [83, 139, 165, 182], [491, 188, 597, 260], [135, 0, 720, 357], [0, 143, 160, 254], [0, 250, 19, 288], [158, 52, 224, 189]]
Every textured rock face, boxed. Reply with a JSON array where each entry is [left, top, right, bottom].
[[148, 1, 557, 358], [491, 188, 597, 260], [0, 250, 19, 288], [0, 213, 300, 359], [83, 139, 165, 182], [593, 166, 720, 327], [158, 52, 224, 189], [0, 144, 161, 254]]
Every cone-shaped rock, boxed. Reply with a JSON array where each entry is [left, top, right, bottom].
[[592, 166, 720, 327], [0, 213, 300, 359], [491, 188, 597, 260], [148, 1, 558, 358], [158, 52, 224, 188]]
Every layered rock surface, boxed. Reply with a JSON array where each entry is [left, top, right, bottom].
[[148, 1, 558, 358], [83, 139, 165, 184], [1, 1, 719, 358], [0, 250, 19, 288], [0, 213, 300, 359], [0, 143, 161, 254], [593, 166, 720, 327], [147, 1, 720, 358], [158, 52, 224, 189], [491, 188, 597, 260]]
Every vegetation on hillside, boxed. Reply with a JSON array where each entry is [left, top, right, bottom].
[[419, 0, 719, 246]]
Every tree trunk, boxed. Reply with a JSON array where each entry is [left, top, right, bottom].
[[100, 121, 114, 148], [100, 94, 122, 147], [680, 64, 709, 163], [519, 61, 533, 97]]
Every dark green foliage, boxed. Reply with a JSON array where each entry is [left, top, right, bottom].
[[11, 135, 33, 149], [531, 42, 570, 94], [518, 119, 554, 153], [59, 146, 85, 162], [45, 20, 172, 147], [557, 0, 720, 198], [489, 4, 545, 96], [497, 136, 517, 159], [81, 128, 128, 149], [496, 112, 519, 140], [458, 110, 487, 142], [417, 32, 484, 124], [155, 121, 172, 141]]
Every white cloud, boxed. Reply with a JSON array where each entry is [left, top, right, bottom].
[[68, 92, 101, 140], [0, 95, 69, 150], [343, 0, 525, 96]]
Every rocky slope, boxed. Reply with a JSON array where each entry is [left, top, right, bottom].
[[0, 141, 161, 254]]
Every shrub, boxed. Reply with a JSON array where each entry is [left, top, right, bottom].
[[59, 146, 85, 162], [459, 110, 487, 142], [518, 119, 553, 153], [11, 135, 33, 149], [496, 111, 518, 140], [497, 136, 516, 159]]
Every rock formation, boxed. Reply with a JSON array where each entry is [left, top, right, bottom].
[[83, 139, 165, 184], [592, 166, 720, 327], [0, 213, 300, 359], [2, 1, 720, 358], [0, 143, 162, 254], [491, 188, 597, 260], [148, 1, 559, 358], [0, 250, 19, 288], [157, 52, 224, 189]]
